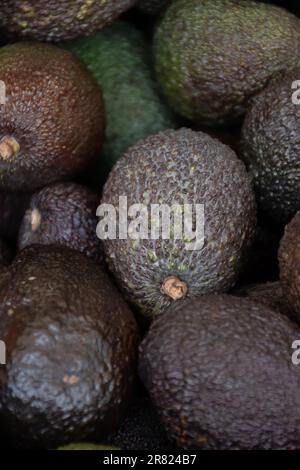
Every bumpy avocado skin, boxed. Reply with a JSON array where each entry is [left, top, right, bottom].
[[67, 21, 177, 168], [154, 0, 300, 126], [0, 245, 138, 448], [18, 182, 104, 264], [0, 1, 137, 42], [241, 68, 300, 223], [279, 211, 300, 319], [0, 42, 105, 192], [139, 294, 300, 449], [101, 128, 256, 317]]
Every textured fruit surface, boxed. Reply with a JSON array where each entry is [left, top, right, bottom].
[[241, 68, 300, 223], [279, 211, 300, 319], [139, 294, 300, 449], [18, 182, 104, 264], [0, 42, 105, 191], [67, 21, 177, 168], [154, 0, 300, 125], [101, 129, 256, 317], [0, 1, 137, 42], [0, 245, 138, 447]]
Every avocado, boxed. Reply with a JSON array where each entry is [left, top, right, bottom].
[[279, 210, 300, 320], [0, 42, 105, 192], [18, 182, 104, 264], [241, 68, 300, 223], [58, 443, 120, 450], [0, 245, 138, 448], [139, 294, 300, 449], [109, 397, 174, 450], [138, 0, 172, 15], [0, 1, 137, 42], [101, 128, 256, 317], [154, 0, 300, 126], [0, 192, 30, 242], [66, 21, 177, 169], [232, 281, 292, 319]]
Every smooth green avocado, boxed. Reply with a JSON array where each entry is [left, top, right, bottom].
[[66, 21, 177, 169], [154, 0, 300, 125], [101, 128, 256, 317], [139, 294, 300, 449]]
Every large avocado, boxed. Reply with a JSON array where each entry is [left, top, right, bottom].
[[154, 0, 300, 126], [0, 245, 138, 448], [66, 21, 177, 169], [241, 68, 300, 223], [0, 1, 137, 42], [0, 42, 105, 192], [139, 294, 300, 449], [101, 128, 256, 317]]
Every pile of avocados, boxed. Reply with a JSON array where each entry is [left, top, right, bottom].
[[1, 0, 300, 451]]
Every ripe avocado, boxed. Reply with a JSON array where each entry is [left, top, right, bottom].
[[0, 1, 137, 42], [0, 42, 105, 192], [66, 21, 177, 169], [241, 68, 300, 223], [18, 182, 104, 264], [154, 0, 300, 126], [0, 245, 139, 448], [279, 210, 300, 320], [0, 192, 30, 241], [101, 128, 256, 317], [139, 294, 300, 449]]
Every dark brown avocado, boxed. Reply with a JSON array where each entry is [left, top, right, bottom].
[[0, 42, 105, 191], [18, 182, 104, 264], [0, 245, 139, 448]]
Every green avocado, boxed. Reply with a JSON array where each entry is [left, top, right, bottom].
[[139, 294, 300, 449], [0, 42, 105, 192], [101, 128, 256, 317], [18, 182, 104, 264], [154, 0, 300, 126], [241, 68, 300, 223], [66, 21, 177, 169], [0, 245, 139, 448], [0, 1, 137, 42]]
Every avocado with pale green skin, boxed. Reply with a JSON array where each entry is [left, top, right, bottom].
[[18, 182, 104, 264], [139, 294, 300, 449], [0, 42, 105, 192], [0, 1, 137, 42], [241, 68, 300, 223], [0, 245, 138, 448], [67, 21, 177, 169], [154, 0, 300, 126], [101, 128, 256, 317]]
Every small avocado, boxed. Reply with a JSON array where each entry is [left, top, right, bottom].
[[66, 21, 177, 169], [0, 192, 30, 241], [0, 42, 105, 192], [18, 182, 104, 264], [109, 397, 174, 450], [101, 128, 256, 317], [58, 443, 120, 450], [154, 0, 300, 126], [0, 245, 139, 448], [241, 68, 300, 223], [138, 0, 172, 15], [0, 1, 137, 42], [279, 210, 300, 319], [139, 294, 300, 449]]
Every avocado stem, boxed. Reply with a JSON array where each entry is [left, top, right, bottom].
[[161, 276, 188, 300], [0, 136, 20, 160]]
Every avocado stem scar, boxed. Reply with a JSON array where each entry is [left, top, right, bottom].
[[0, 136, 20, 160], [31, 208, 42, 232], [161, 276, 188, 300]]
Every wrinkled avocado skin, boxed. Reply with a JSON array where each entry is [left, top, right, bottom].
[[139, 294, 300, 449], [0, 245, 139, 448]]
